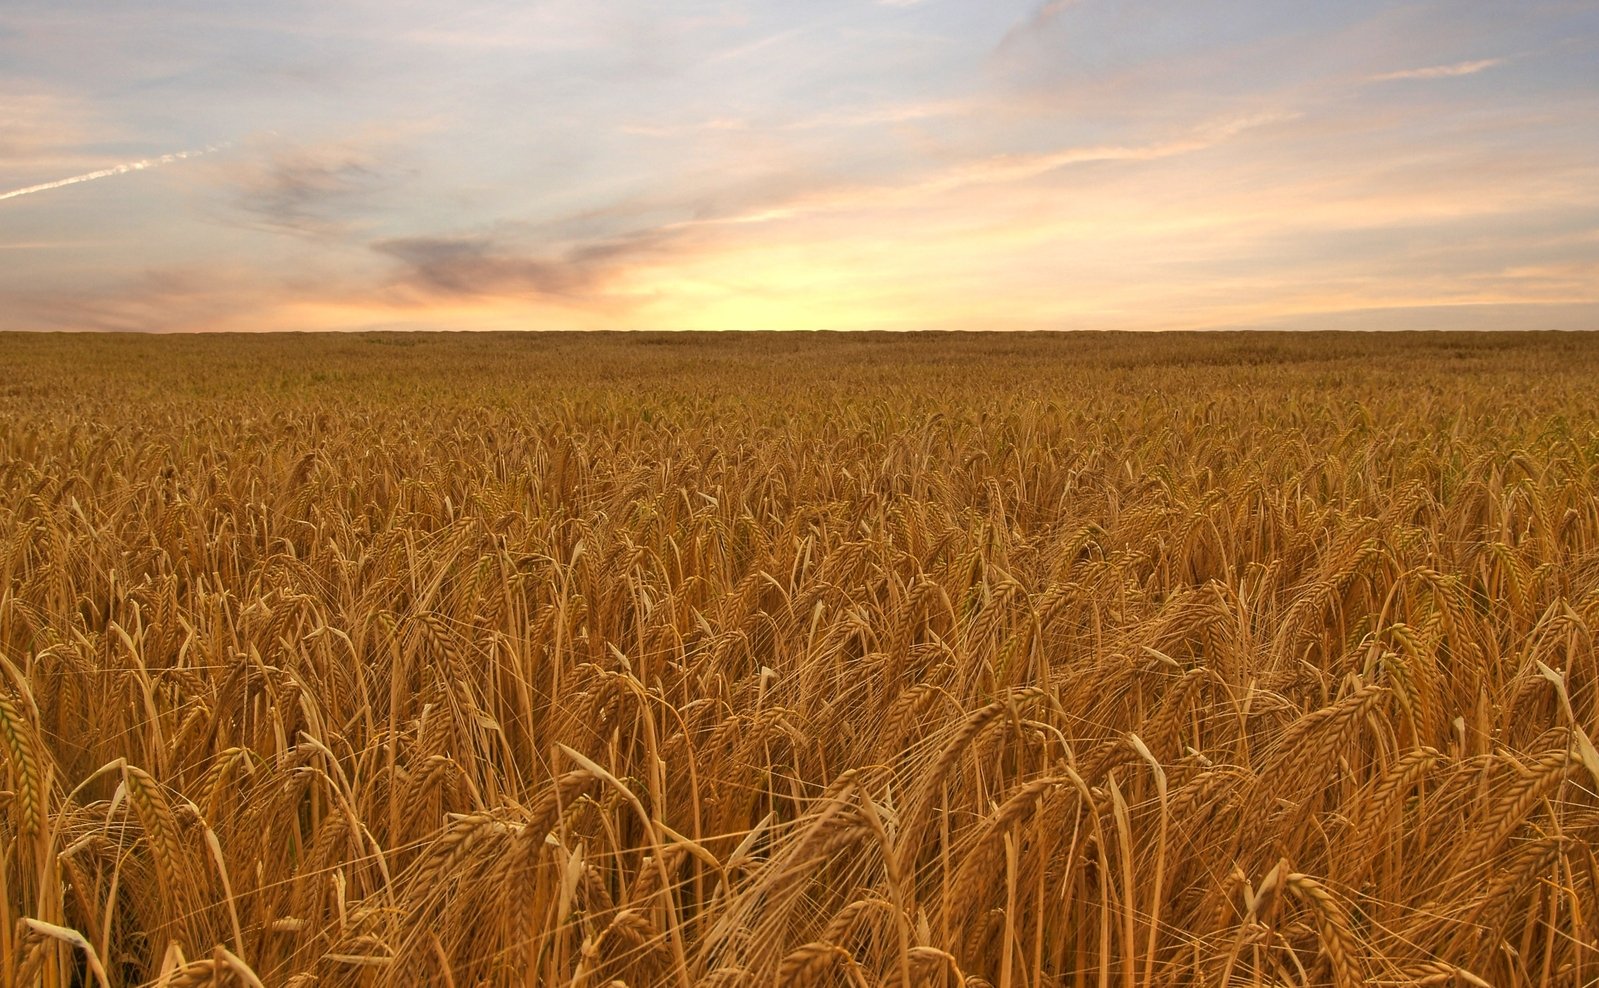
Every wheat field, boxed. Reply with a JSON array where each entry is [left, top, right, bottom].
[[2, 331, 1598, 987]]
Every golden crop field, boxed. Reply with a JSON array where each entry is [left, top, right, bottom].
[[3, 330, 1599, 988]]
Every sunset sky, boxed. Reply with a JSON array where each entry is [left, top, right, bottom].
[[2, 0, 1596, 332]]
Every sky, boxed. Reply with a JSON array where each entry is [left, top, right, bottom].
[[1, 0, 1596, 333]]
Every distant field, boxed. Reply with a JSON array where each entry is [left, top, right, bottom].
[[3, 331, 1599, 987]]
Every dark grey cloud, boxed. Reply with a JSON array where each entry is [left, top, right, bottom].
[[228, 145, 391, 237], [372, 227, 678, 298], [993, 1, 1075, 54]]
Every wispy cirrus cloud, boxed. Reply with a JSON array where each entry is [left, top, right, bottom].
[[1370, 57, 1506, 82], [664, 109, 1298, 231], [905, 111, 1295, 195]]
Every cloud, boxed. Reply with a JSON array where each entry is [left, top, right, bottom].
[[372, 227, 680, 300], [995, 1, 1078, 53], [906, 111, 1295, 194], [1212, 300, 1599, 333], [229, 149, 381, 236], [0, 257, 601, 333], [0, 92, 103, 167], [1, 265, 283, 333], [620, 117, 748, 138], [669, 110, 1297, 231], [0, 240, 119, 250], [1370, 58, 1505, 82], [786, 99, 971, 131]]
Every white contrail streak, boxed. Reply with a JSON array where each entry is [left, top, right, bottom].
[[0, 144, 225, 203]]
